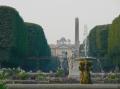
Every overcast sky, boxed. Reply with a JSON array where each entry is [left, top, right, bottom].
[[0, 0, 120, 44]]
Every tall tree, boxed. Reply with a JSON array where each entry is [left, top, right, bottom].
[[108, 15, 120, 68]]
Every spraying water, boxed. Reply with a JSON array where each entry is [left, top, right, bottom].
[[83, 25, 89, 57], [83, 25, 104, 73]]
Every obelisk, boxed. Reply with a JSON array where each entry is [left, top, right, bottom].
[[75, 17, 80, 57]]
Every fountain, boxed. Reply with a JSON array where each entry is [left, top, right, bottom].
[[79, 59, 92, 84], [76, 25, 93, 84], [77, 25, 106, 84]]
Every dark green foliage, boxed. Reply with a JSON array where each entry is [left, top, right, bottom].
[[25, 23, 51, 57], [0, 6, 52, 72], [88, 15, 120, 71], [88, 25, 109, 58], [0, 83, 7, 89], [47, 57, 60, 72], [0, 6, 27, 67], [25, 23, 51, 71], [56, 68, 65, 77], [88, 25, 110, 71], [108, 15, 120, 68]]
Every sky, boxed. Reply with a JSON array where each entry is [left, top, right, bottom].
[[0, 0, 120, 44]]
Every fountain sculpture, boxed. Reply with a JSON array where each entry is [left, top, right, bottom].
[[77, 25, 93, 84], [79, 59, 92, 84]]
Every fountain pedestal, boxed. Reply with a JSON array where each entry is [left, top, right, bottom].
[[78, 58, 92, 84]]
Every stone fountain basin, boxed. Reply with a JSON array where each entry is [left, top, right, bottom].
[[75, 57, 96, 61]]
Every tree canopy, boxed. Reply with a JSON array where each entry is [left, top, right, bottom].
[[108, 15, 120, 68], [87, 15, 120, 71], [0, 6, 54, 72]]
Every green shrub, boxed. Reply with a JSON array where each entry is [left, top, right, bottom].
[[56, 68, 64, 77], [0, 83, 7, 89], [17, 70, 28, 80], [36, 71, 47, 81]]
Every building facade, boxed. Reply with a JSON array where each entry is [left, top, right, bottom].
[[50, 37, 74, 59], [50, 18, 80, 77]]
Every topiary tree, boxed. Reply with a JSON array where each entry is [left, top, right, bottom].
[[87, 24, 110, 71], [0, 6, 27, 68], [0, 6, 53, 72], [25, 22, 51, 71], [108, 15, 120, 69]]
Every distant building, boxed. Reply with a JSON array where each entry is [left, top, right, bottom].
[[50, 17, 80, 58], [50, 37, 75, 75], [49, 17, 80, 76], [50, 37, 74, 59]]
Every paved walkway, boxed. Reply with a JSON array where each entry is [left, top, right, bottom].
[[7, 84, 120, 89]]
